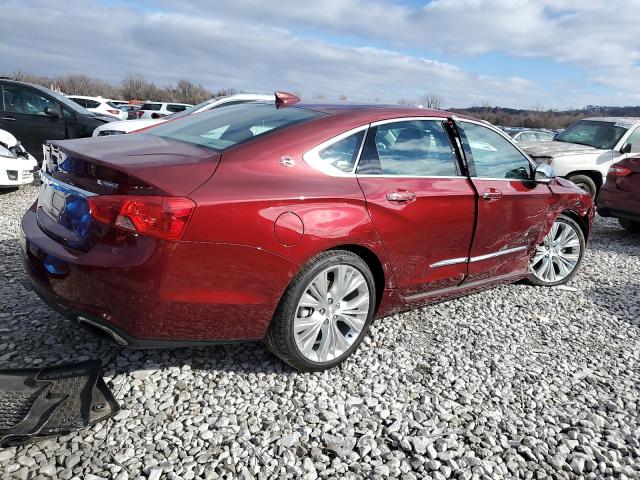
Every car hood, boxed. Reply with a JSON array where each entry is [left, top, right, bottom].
[[522, 140, 607, 158], [95, 118, 166, 134]]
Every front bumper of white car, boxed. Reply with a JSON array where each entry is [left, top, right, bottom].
[[1, 158, 38, 187]]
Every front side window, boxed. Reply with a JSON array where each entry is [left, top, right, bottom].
[[357, 119, 458, 176], [3, 86, 56, 115], [148, 103, 325, 151], [461, 122, 532, 180], [624, 128, 640, 153]]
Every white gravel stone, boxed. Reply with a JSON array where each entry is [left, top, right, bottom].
[[1, 185, 639, 478]]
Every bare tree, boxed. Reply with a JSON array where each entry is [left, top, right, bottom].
[[397, 98, 416, 106], [339, 94, 347, 101], [419, 94, 443, 109]]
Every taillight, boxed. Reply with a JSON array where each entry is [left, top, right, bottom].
[[107, 109, 121, 115], [137, 111, 144, 118], [87, 196, 196, 240], [609, 165, 632, 177]]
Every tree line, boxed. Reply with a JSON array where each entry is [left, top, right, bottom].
[[4, 71, 237, 105]]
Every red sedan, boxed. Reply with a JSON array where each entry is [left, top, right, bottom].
[[597, 156, 640, 232], [22, 94, 594, 370]]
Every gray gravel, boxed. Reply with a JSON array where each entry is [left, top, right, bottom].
[[1, 184, 639, 480]]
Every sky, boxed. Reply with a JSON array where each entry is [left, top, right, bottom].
[[2, 0, 640, 109]]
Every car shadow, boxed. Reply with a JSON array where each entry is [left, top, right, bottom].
[[0, 238, 293, 376], [586, 283, 640, 325]]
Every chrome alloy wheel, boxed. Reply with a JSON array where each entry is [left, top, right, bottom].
[[293, 264, 370, 363], [530, 220, 581, 283]]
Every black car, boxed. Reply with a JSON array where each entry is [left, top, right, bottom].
[[0, 79, 115, 161]]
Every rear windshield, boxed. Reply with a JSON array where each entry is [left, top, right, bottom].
[[147, 103, 325, 151]]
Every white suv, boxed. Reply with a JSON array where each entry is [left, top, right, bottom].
[[66, 96, 128, 120], [522, 117, 640, 196], [136, 102, 192, 119], [93, 94, 274, 137]]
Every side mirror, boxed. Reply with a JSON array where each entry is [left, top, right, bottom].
[[44, 106, 61, 118], [535, 163, 557, 184], [620, 143, 632, 154]]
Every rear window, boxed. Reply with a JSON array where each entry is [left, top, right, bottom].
[[167, 104, 188, 112], [140, 103, 162, 111], [147, 103, 325, 151]]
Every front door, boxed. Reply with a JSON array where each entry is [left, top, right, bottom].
[[0, 84, 66, 158], [356, 118, 476, 298], [457, 120, 550, 283]]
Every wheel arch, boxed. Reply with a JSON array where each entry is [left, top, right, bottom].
[[327, 244, 386, 311], [559, 209, 591, 241], [566, 170, 604, 189]]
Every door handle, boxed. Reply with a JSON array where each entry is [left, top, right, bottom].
[[0, 116, 16, 121], [482, 188, 503, 202], [386, 190, 416, 203]]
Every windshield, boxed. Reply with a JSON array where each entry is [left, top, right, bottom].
[[555, 120, 630, 149], [148, 103, 325, 151]]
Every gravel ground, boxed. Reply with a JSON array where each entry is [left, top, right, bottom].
[[0, 184, 639, 480]]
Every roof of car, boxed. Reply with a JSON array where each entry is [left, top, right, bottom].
[[584, 117, 640, 124]]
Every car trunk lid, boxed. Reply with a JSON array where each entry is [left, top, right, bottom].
[[37, 134, 220, 250]]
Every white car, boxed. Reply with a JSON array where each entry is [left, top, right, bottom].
[[135, 102, 192, 119], [0, 130, 38, 188], [67, 96, 128, 120], [522, 117, 640, 196], [93, 94, 274, 137]]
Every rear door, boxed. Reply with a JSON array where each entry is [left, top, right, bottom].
[[457, 120, 550, 282], [0, 84, 66, 156], [356, 118, 476, 298]]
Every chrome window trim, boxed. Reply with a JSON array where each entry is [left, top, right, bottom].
[[302, 125, 369, 177], [457, 119, 538, 175], [369, 116, 448, 127], [468, 245, 527, 263], [357, 174, 467, 179]]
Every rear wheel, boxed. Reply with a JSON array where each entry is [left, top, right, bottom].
[[567, 174, 597, 197], [619, 218, 640, 233], [265, 250, 376, 371], [527, 215, 585, 286]]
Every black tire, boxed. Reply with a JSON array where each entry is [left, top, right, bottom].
[[567, 174, 597, 197], [527, 214, 586, 287], [619, 218, 640, 233], [265, 250, 376, 371]]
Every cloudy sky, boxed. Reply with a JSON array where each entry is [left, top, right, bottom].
[[2, 0, 640, 108]]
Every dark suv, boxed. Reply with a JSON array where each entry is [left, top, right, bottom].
[[0, 79, 114, 161]]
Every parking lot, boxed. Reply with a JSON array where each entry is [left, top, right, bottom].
[[1, 184, 639, 479]]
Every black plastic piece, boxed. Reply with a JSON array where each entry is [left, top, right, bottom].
[[0, 360, 119, 446]]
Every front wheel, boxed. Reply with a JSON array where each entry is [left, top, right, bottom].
[[567, 174, 597, 197], [527, 215, 585, 286], [265, 250, 376, 371]]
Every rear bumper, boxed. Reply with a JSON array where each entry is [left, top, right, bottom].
[[21, 209, 299, 344], [597, 184, 640, 222]]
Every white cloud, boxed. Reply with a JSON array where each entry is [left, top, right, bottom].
[[2, 0, 640, 108]]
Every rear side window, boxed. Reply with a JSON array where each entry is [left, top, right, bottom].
[[141, 103, 161, 110], [69, 97, 86, 107], [167, 104, 187, 112], [85, 99, 101, 109], [148, 103, 325, 151], [304, 130, 366, 174], [357, 120, 458, 176]]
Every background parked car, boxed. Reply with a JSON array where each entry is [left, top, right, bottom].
[[67, 95, 128, 120], [93, 94, 274, 136], [522, 117, 640, 196], [118, 104, 141, 119], [0, 129, 38, 187], [597, 156, 640, 232], [136, 102, 192, 119], [503, 128, 555, 143], [0, 79, 115, 161]]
